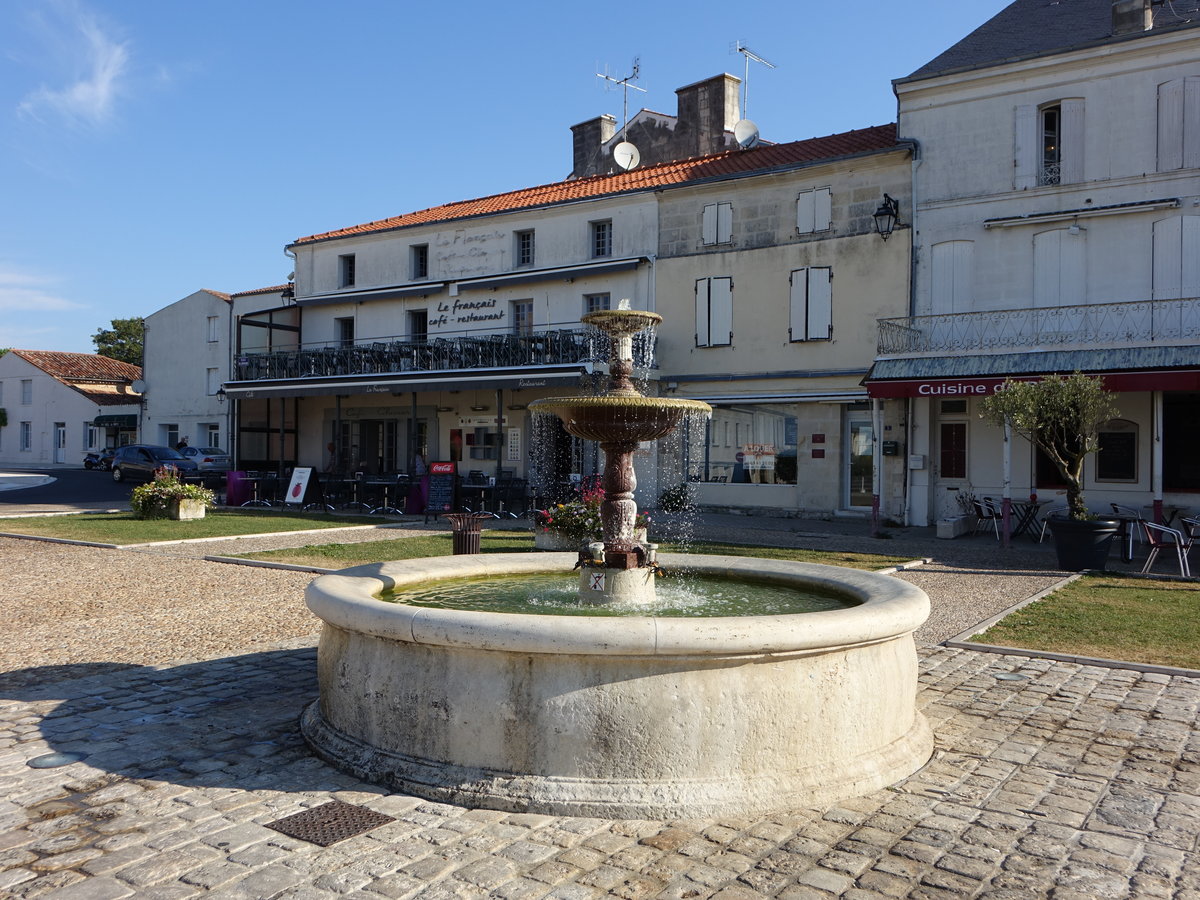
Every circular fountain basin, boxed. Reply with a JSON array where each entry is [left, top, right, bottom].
[[303, 552, 933, 819]]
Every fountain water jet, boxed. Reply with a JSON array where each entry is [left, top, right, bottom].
[[530, 308, 711, 604], [301, 306, 933, 819]]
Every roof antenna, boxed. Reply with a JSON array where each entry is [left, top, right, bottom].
[[596, 57, 647, 170], [731, 41, 775, 148]]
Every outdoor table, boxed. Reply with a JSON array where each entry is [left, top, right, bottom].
[[1109, 512, 1141, 563], [239, 476, 271, 508], [1011, 499, 1052, 540], [1144, 504, 1189, 527], [367, 479, 404, 515], [459, 483, 494, 513]]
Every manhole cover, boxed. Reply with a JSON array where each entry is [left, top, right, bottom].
[[264, 800, 395, 846], [995, 672, 1030, 681], [27, 752, 87, 769]]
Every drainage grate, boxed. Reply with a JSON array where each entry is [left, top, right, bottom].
[[264, 800, 395, 846]]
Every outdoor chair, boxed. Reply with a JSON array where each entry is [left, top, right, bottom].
[[1140, 521, 1194, 576], [1111, 503, 1145, 560], [1037, 506, 1068, 543], [973, 498, 1000, 539]]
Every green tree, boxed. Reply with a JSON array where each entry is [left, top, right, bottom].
[[978, 373, 1118, 521], [92, 317, 144, 366]]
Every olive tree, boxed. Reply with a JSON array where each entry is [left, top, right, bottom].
[[978, 373, 1118, 521]]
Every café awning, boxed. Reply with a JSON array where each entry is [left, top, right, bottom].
[[93, 414, 138, 428]]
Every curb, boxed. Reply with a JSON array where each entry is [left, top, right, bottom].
[[0, 532, 120, 549]]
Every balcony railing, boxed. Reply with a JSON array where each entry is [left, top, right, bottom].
[[232, 326, 653, 382], [877, 296, 1200, 357]]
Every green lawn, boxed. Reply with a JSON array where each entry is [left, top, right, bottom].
[[971, 573, 1200, 670], [0, 510, 390, 544], [235, 533, 917, 571]]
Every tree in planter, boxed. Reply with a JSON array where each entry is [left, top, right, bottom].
[[978, 373, 1118, 521]]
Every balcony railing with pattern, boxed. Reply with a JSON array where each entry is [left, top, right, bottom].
[[877, 297, 1200, 357]]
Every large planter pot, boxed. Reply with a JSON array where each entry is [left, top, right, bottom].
[[1047, 515, 1119, 571], [169, 498, 207, 521]]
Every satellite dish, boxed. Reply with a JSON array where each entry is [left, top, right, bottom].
[[131, 379, 146, 393], [613, 141, 641, 171], [734, 119, 761, 149]]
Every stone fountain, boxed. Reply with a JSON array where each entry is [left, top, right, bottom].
[[301, 307, 933, 819], [529, 308, 711, 604]]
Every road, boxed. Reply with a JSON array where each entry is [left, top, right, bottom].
[[0, 466, 135, 514]]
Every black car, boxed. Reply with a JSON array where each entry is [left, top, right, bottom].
[[110, 445, 201, 483]]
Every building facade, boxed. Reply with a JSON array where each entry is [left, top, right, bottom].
[[868, 0, 1200, 525], [0, 350, 142, 468]]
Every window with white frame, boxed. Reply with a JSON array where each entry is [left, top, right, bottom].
[[795, 188, 832, 234], [695, 277, 733, 347], [1157, 78, 1200, 172], [930, 240, 975, 314], [1015, 100, 1083, 188], [788, 267, 833, 341], [1033, 228, 1086, 308], [164, 424, 179, 448], [590, 220, 612, 258], [84, 424, 99, 450], [338, 254, 356, 288], [512, 299, 533, 335], [584, 293, 610, 315], [205, 424, 221, 448], [411, 244, 429, 280], [1152, 215, 1200, 300], [20, 422, 31, 451], [206, 368, 220, 395], [515, 230, 535, 267], [701, 203, 732, 246], [207, 315, 220, 342], [20, 379, 32, 405]]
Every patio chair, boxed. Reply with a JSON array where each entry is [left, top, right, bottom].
[[973, 498, 1000, 539], [1037, 506, 1068, 543], [1140, 521, 1193, 576]]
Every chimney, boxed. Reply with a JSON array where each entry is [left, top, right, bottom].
[[674, 73, 741, 159], [570, 115, 616, 179], [1112, 0, 1153, 35]]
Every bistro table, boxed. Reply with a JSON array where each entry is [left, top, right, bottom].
[[1143, 504, 1190, 527], [1010, 499, 1053, 540]]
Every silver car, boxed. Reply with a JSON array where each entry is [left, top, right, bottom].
[[178, 446, 232, 474]]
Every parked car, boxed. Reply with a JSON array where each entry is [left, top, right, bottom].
[[83, 448, 115, 471], [177, 445, 232, 475], [110, 445, 201, 483]]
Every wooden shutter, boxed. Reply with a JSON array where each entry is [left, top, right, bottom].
[[789, 269, 806, 339], [1153, 217, 1183, 300], [1033, 230, 1061, 307], [710, 276, 733, 345], [1159, 79, 1184, 171], [814, 188, 832, 232], [717, 203, 732, 243], [1014, 104, 1038, 189], [931, 241, 973, 314], [1060, 228, 1086, 306], [1185, 77, 1200, 169], [796, 192, 815, 234], [806, 268, 832, 340], [701, 205, 717, 245], [695, 278, 711, 345], [1183, 216, 1200, 299], [1060, 99, 1085, 184]]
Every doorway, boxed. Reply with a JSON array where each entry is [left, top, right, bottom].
[[845, 417, 874, 509], [54, 423, 66, 464]]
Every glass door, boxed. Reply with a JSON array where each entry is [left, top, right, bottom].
[[845, 418, 874, 509]]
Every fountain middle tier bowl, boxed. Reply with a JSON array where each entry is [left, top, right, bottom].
[[529, 395, 712, 443], [303, 552, 933, 819]]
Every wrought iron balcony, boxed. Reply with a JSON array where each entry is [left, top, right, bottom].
[[877, 296, 1200, 357], [232, 326, 653, 382]]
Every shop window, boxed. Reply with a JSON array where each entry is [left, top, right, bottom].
[[939, 422, 967, 479], [1096, 419, 1138, 482], [704, 405, 797, 484]]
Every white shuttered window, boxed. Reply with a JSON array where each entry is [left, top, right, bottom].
[[701, 203, 733, 245], [795, 188, 832, 234], [695, 277, 733, 347], [1153, 216, 1200, 300], [788, 267, 833, 341], [930, 241, 974, 314], [1158, 78, 1200, 171], [1032, 229, 1086, 308]]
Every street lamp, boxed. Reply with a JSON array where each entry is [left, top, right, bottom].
[[873, 194, 900, 241]]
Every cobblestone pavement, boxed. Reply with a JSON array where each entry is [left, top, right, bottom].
[[2, 642, 1198, 899]]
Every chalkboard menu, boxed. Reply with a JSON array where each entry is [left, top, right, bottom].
[[424, 461, 458, 522]]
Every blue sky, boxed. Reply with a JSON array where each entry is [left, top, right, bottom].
[[0, 0, 1004, 354]]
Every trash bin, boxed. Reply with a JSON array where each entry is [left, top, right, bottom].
[[443, 512, 492, 555], [226, 471, 248, 507]]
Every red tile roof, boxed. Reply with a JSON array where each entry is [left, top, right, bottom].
[[231, 285, 290, 298], [293, 124, 901, 245], [13, 349, 143, 383]]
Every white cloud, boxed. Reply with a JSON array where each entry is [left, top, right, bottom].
[[16, 1, 130, 129], [0, 265, 85, 312]]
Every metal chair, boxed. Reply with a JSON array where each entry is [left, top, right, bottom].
[[1037, 506, 1068, 543], [1140, 521, 1193, 576], [973, 498, 1000, 539]]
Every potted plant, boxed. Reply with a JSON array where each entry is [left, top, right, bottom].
[[533, 484, 650, 550], [130, 467, 216, 520], [979, 372, 1119, 570]]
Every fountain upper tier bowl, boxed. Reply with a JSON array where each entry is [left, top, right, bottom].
[[528, 395, 713, 443], [302, 552, 933, 819]]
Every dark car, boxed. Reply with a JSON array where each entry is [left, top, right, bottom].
[[177, 445, 232, 474], [110, 445, 201, 483]]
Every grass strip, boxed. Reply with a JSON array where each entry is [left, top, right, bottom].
[[971, 573, 1200, 670], [0, 510, 390, 544], [236, 533, 914, 571]]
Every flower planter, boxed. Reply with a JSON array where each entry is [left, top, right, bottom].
[[534, 531, 579, 551], [169, 498, 207, 521], [1046, 516, 1119, 571]]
